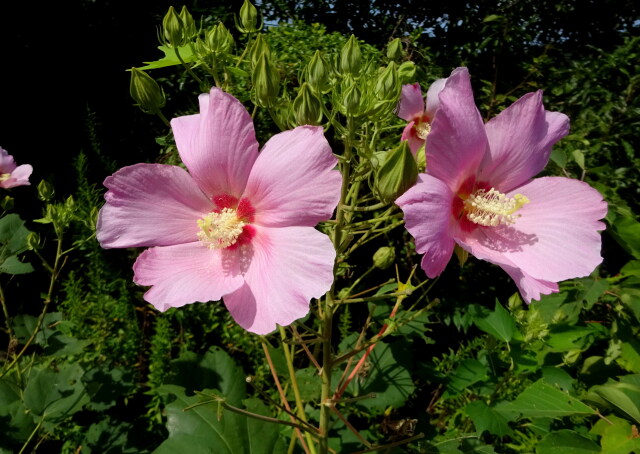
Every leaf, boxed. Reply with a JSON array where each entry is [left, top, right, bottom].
[[138, 45, 196, 70], [444, 360, 490, 397], [610, 216, 640, 259], [535, 430, 600, 454], [465, 401, 514, 436], [0, 255, 33, 274], [23, 363, 89, 421], [550, 148, 567, 168], [572, 149, 586, 170], [469, 301, 517, 342], [591, 415, 640, 454], [501, 380, 596, 419], [588, 380, 640, 424], [0, 214, 33, 275], [153, 385, 285, 454]]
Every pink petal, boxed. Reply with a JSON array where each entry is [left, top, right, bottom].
[[457, 176, 606, 285], [0, 147, 17, 173], [242, 126, 341, 227], [396, 174, 456, 277], [426, 67, 487, 190], [400, 122, 425, 156], [0, 164, 32, 188], [425, 77, 447, 118], [133, 242, 245, 312], [479, 91, 570, 191], [396, 83, 425, 121], [97, 163, 212, 248], [170, 88, 259, 198], [503, 265, 559, 303], [223, 226, 335, 334]]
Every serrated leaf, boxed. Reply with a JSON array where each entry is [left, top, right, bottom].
[[501, 380, 596, 418], [535, 430, 599, 454], [138, 45, 196, 70], [470, 302, 517, 342], [465, 401, 513, 436]]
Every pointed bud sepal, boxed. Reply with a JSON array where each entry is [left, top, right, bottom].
[[179, 6, 197, 41], [375, 62, 400, 103], [293, 83, 323, 126], [306, 50, 331, 93], [339, 35, 362, 76], [375, 141, 418, 203], [373, 246, 396, 270], [386, 38, 403, 60], [252, 53, 279, 107], [37, 180, 55, 202], [398, 61, 417, 84], [130, 68, 166, 115], [161, 6, 185, 47], [236, 0, 262, 33]]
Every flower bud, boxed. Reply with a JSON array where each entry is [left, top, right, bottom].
[[252, 53, 279, 107], [386, 38, 403, 60], [26, 232, 41, 251], [340, 78, 361, 116], [373, 246, 396, 270], [162, 6, 184, 47], [415, 144, 426, 172], [130, 68, 166, 115], [398, 61, 417, 84], [250, 34, 271, 67], [238, 0, 261, 33], [375, 62, 400, 102], [179, 6, 197, 41], [375, 141, 418, 203], [306, 50, 331, 93], [0, 195, 13, 211], [293, 83, 323, 126], [205, 22, 234, 56], [37, 180, 55, 202], [340, 35, 362, 76]]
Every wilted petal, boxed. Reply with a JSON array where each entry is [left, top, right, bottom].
[[426, 67, 487, 190], [396, 83, 424, 121], [396, 174, 456, 277], [97, 163, 212, 248], [243, 126, 341, 227], [479, 91, 570, 192], [223, 226, 335, 334], [171, 88, 259, 198], [133, 242, 244, 312]]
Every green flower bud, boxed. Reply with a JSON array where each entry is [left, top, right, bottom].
[[237, 0, 261, 33], [415, 144, 426, 172], [375, 141, 418, 203], [130, 68, 166, 115], [454, 244, 468, 267], [26, 232, 41, 251], [375, 62, 400, 102], [398, 61, 417, 84], [386, 38, 403, 60], [293, 83, 323, 126], [373, 246, 396, 270], [37, 180, 55, 202], [340, 35, 362, 76], [250, 34, 271, 67], [0, 195, 13, 211], [179, 6, 197, 41], [340, 78, 361, 116], [306, 50, 331, 93], [162, 6, 184, 47], [252, 53, 279, 107], [205, 22, 234, 56]]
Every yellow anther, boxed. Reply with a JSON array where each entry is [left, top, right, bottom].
[[197, 208, 245, 249], [464, 188, 529, 227], [0, 173, 11, 182], [415, 122, 431, 140]]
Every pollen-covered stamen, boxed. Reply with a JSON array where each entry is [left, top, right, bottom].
[[415, 121, 431, 140], [0, 173, 11, 182], [464, 188, 530, 227], [197, 208, 246, 249]]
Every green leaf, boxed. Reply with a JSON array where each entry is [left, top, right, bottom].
[[550, 148, 567, 168], [610, 216, 640, 259], [289, 367, 321, 403], [572, 150, 586, 170], [591, 415, 640, 454], [465, 401, 513, 436], [444, 360, 490, 397], [0, 214, 33, 275], [588, 380, 640, 424], [469, 301, 517, 342], [501, 380, 596, 419], [153, 386, 285, 454], [23, 363, 89, 421], [138, 45, 196, 70], [535, 430, 600, 454], [0, 255, 33, 274]]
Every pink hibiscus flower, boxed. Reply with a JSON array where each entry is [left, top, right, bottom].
[[0, 147, 32, 188], [396, 80, 446, 155], [396, 68, 607, 302], [97, 88, 342, 334]]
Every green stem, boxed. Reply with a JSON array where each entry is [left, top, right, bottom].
[[175, 46, 204, 87], [19, 414, 44, 454], [157, 111, 171, 127], [0, 283, 14, 343]]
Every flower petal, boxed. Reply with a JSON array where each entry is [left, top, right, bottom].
[[223, 226, 335, 334], [457, 176, 606, 285], [426, 67, 487, 190], [425, 77, 447, 118], [133, 242, 245, 312], [0, 164, 32, 188], [171, 88, 259, 198], [503, 265, 559, 303], [479, 90, 570, 191], [400, 122, 425, 155], [0, 147, 17, 173], [242, 126, 341, 227], [396, 174, 456, 277], [396, 83, 424, 121], [97, 163, 212, 248]]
